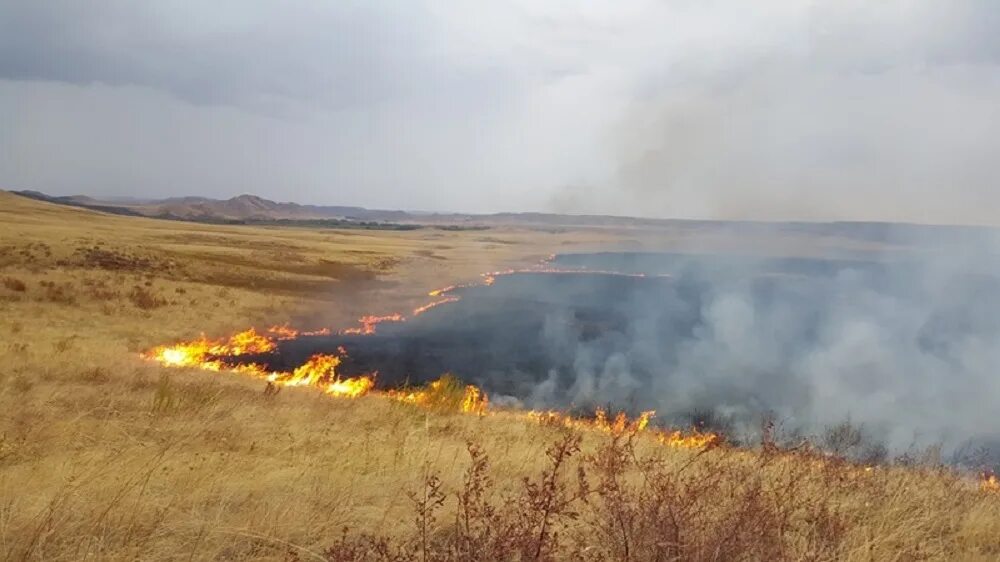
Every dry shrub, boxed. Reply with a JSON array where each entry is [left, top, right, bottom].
[[38, 280, 77, 305], [321, 432, 991, 562], [575, 440, 849, 561], [129, 285, 167, 310], [323, 433, 584, 562], [81, 366, 111, 384], [2, 276, 27, 292], [83, 276, 120, 300], [72, 245, 162, 271], [53, 336, 76, 353]]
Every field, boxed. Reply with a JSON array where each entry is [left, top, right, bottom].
[[1, 191, 999, 561]]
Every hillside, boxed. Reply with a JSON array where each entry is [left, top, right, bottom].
[[1, 192, 998, 561]]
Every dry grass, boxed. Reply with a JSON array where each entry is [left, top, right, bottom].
[[1, 191, 998, 561], [323, 433, 1000, 561]]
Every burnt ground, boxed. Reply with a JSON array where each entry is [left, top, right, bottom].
[[217, 251, 1000, 457]]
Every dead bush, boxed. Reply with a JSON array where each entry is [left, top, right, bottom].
[[53, 336, 76, 353], [84, 276, 120, 300], [317, 431, 991, 561], [38, 280, 77, 305], [2, 277, 27, 292], [323, 433, 583, 562], [81, 366, 111, 384], [72, 245, 163, 272], [129, 285, 167, 310]]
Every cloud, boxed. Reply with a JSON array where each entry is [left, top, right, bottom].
[[0, 1, 476, 111], [1, 1, 998, 222]]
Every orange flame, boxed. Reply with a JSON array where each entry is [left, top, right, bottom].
[[143, 328, 275, 369], [460, 384, 489, 414], [385, 375, 489, 414], [412, 296, 460, 316], [145, 330, 374, 399], [340, 314, 405, 335], [265, 353, 375, 398], [655, 428, 720, 449], [267, 325, 332, 339], [428, 285, 458, 297], [267, 324, 300, 339], [982, 473, 999, 493], [144, 329, 715, 449], [525, 408, 715, 450]]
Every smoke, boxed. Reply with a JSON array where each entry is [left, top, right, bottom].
[[610, 64, 1000, 224], [560, 0, 1000, 225], [510, 234, 1000, 456]]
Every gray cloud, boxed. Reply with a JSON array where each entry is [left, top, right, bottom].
[[0, 1, 482, 111], [1, 1, 999, 221]]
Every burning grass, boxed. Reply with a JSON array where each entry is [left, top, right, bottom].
[[139, 326, 718, 443]]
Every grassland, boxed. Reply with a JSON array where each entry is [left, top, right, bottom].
[[1, 191, 998, 561]]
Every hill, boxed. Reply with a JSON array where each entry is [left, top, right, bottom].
[[14, 190, 1000, 250]]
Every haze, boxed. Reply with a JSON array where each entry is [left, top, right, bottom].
[[2, 1, 998, 224]]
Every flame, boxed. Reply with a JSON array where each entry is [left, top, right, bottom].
[[525, 409, 652, 435], [982, 473, 999, 493], [524, 408, 716, 450], [268, 324, 299, 339], [268, 353, 338, 386], [267, 324, 332, 339], [145, 330, 374, 399], [460, 384, 489, 414], [340, 314, 404, 335], [226, 328, 276, 355], [264, 353, 376, 398], [429, 285, 458, 297], [412, 296, 460, 316], [143, 327, 716, 451], [655, 428, 720, 449], [386, 375, 489, 414], [144, 328, 275, 369]]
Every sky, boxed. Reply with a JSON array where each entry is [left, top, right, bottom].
[[1, 1, 998, 223]]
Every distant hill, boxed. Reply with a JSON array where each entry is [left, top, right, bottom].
[[8, 189, 1000, 247], [11, 190, 148, 217], [129, 193, 413, 222]]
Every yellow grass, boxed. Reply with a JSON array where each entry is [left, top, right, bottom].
[[1, 192, 998, 561]]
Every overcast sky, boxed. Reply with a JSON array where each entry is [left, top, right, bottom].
[[1, 1, 998, 223]]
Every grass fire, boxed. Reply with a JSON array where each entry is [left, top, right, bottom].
[[5, 5, 1000, 556], [5, 191, 1000, 560], [2, 182, 997, 559]]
